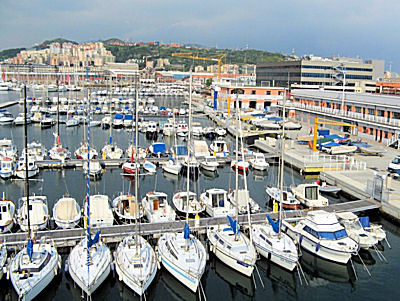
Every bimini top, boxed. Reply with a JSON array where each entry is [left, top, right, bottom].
[[305, 210, 344, 232]]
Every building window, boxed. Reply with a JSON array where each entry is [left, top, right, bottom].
[[251, 90, 256, 95], [266, 91, 271, 95]]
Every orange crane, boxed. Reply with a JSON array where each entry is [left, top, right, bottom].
[[171, 52, 226, 82], [312, 117, 355, 151]]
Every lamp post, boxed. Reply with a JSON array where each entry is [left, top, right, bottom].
[[341, 70, 346, 115]]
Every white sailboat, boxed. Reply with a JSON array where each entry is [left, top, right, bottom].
[[207, 95, 257, 277], [157, 71, 206, 293], [162, 114, 182, 175], [68, 89, 111, 296], [10, 87, 61, 301], [115, 87, 158, 295], [251, 94, 300, 271]]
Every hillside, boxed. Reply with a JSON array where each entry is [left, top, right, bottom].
[[105, 44, 286, 70], [0, 48, 26, 61], [34, 38, 78, 50]]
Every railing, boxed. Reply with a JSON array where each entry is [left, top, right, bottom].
[[301, 153, 367, 171]]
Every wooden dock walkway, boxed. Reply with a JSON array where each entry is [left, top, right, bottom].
[[0, 199, 380, 250]]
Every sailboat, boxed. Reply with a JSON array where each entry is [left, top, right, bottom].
[[157, 71, 206, 293], [10, 85, 61, 301], [251, 92, 299, 271], [68, 88, 112, 296], [162, 114, 182, 175], [101, 125, 123, 159], [115, 83, 158, 296], [207, 95, 257, 276], [49, 85, 71, 162]]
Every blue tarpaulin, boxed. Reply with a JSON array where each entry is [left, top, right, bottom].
[[152, 143, 166, 154], [359, 216, 370, 231], [114, 113, 123, 120], [321, 142, 341, 147], [324, 134, 346, 140], [174, 145, 187, 156], [213, 91, 218, 110], [318, 129, 330, 136], [267, 216, 280, 234], [267, 117, 281, 122]]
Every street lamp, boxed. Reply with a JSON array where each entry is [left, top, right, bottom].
[[341, 69, 346, 115]]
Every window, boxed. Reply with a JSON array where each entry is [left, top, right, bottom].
[[266, 91, 271, 95], [305, 186, 318, 200], [251, 90, 256, 95]]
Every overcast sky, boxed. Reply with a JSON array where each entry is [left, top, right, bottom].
[[0, 0, 398, 72]]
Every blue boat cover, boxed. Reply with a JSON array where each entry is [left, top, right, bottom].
[[267, 215, 280, 234], [124, 114, 133, 120], [324, 134, 346, 140], [160, 106, 166, 110], [27, 239, 33, 261], [321, 142, 341, 147], [318, 129, 330, 136], [115, 113, 123, 119], [152, 143, 166, 154], [267, 117, 281, 122], [174, 145, 187, 156]]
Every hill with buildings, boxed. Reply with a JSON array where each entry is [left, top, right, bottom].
[[0, 48, 26, 61]]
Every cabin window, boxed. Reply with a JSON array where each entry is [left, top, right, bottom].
[[318, 229, 347, 240], [2, 206, 6, 212], [305, 186, 318, 200]]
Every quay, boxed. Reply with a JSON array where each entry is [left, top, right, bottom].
[[0, 199, 380, 250], [0, 100, 19, 109]]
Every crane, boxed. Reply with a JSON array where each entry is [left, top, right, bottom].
[[312, 117, 355, 152], [171, 52, 226, 82]]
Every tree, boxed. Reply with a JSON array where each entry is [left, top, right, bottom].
[[205, 78, 212, 87]]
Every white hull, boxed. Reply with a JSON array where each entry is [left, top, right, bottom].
[[200, 162, 218, 172], [54, 218, 80, 229], [19, 219, 48, 232], [162, 163, 181, 175], [15, 169, 39, 179], [211, 243, 254, 277]]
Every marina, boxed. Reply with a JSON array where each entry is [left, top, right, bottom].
[[0, 89, 399, 301]]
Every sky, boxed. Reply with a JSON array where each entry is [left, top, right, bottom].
[[0, 0, 398, 72]]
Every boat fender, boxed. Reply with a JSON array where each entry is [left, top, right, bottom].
[[64, 261, 69, 274], [315, 242, 320, 252], [299, 235, 303, 246], [111, 262, 115, 271], [54, 266, 58, 276]]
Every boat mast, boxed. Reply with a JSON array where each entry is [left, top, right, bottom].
[[134, 74, 140, 252], [57, 75, 60, 137], [234, 94, 239, 240], [278, 90, 287, 234], [85, 56, 91, 289], [23, 85, 31, 239]]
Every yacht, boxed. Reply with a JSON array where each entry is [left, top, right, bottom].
[[142, 191, 176, 223], [112, 194, 144, 222], [209, 139, 229, 157], [172, 191, 204, 216], [291, 183, 329, 208], [266, 186, 300, 210], [0, 195, 15, 233], [14, 113, 31, 126], [228, 189, 260, 214], [0, 111, 14, 125], [15, 155, 39, 179], [199, 156, 219, 172], [0, 156, 15, 179], [17, 195, 49, 231], [282, 210, 359, 264], [85, 194, 113, 227], [0, 138, 17, 158], [200, 188, 235, 217], [249, 153, 270, 170]]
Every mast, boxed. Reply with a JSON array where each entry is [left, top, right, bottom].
[[56, 77, 60, 138], [134, 74, 140, 252], [23, 85, 31, 238], [185, 71, 193, 225], [278, 90, 287, 234], [234, 94, 239, 240]]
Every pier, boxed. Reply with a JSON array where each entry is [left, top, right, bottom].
[[0, 199, 380, 250]]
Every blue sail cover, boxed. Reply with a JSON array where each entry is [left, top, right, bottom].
[[227, 215, 239, 234], [267, 215, 280, 234], [109, 136, 113, 144], [175, 145, 187, 156], [184, 222, 190, 239], [88, 230, 101, 248], [152, 143, 166, 154], [359, 216, 370, 231], [27, 239, 34, 261]]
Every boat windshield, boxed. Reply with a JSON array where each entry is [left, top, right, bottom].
[[318, 229, 347, 240], [305, 186, 318, 200]]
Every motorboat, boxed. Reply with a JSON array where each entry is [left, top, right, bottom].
[[280, 120, 302, 130], [40, 115, 55, 128], [122, 160, 140, 175], [215, 127, 227, 136], [208, 218, 257, 276], [13, 113, 31, 126], [162, 122, 175, 136], [181, 156, 200, 177], [282, 210, 359, 264], [65, 116, 80, 127], [10, 240, 60, 300], [231, 159, 249, 173], [112, 113, 124, 129], [265, 186, 300, 210], [82, 160, 103, 179], [192, 126, 203, 137], [143, 160, 156, 173], [89, 120, 101, 127], [176, 121, 188, 137], [142, 191, 176, 222], [172, 191, 204, 216], [74, 142, 98, 160], [15, 155, 39, 179], [200, 188, 235, 217], [0, 156, 15, 179], [112, 194, 144, 222], [148, 142, 168, 158], [0, 194, 15, 233], [249, 153, 270, 170], [251, 217, 299, 271], [123, 113, 133, 128], [336, 212, 379, 249], [209, 139, 229, 157], [114, 235, 157, 296], [22, 141, 46, 161], [101, 115, 112, 129], [358, 216, 388, 245], [145, 121, 158, 140], [157, 231, 206, 292], [17, 195, 49, 231], [203, 127, 216, 140], [199, 156, 219, 172], [0, 111, 14, 125], [291, 183, 329, 208], [162, 158, 182, 175], [101, 143, 123, 159], [228, 189, 260, 214], [0, 243, 6, 279], [52, 195, 81, 229], [316, 180, 341, 195], [85, 194, 113, 227], [327, 145, 357, 155], [0, 138, 17, 158]]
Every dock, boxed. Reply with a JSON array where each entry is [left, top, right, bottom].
[[0, 199, 380, 250], [0, 100, 19, 109]]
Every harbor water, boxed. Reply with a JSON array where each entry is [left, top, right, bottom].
[[0, 91, 399, 301]]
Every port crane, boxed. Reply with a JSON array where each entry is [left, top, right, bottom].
[[312, 117, 355, 152], [171, 52, 226, 82]]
